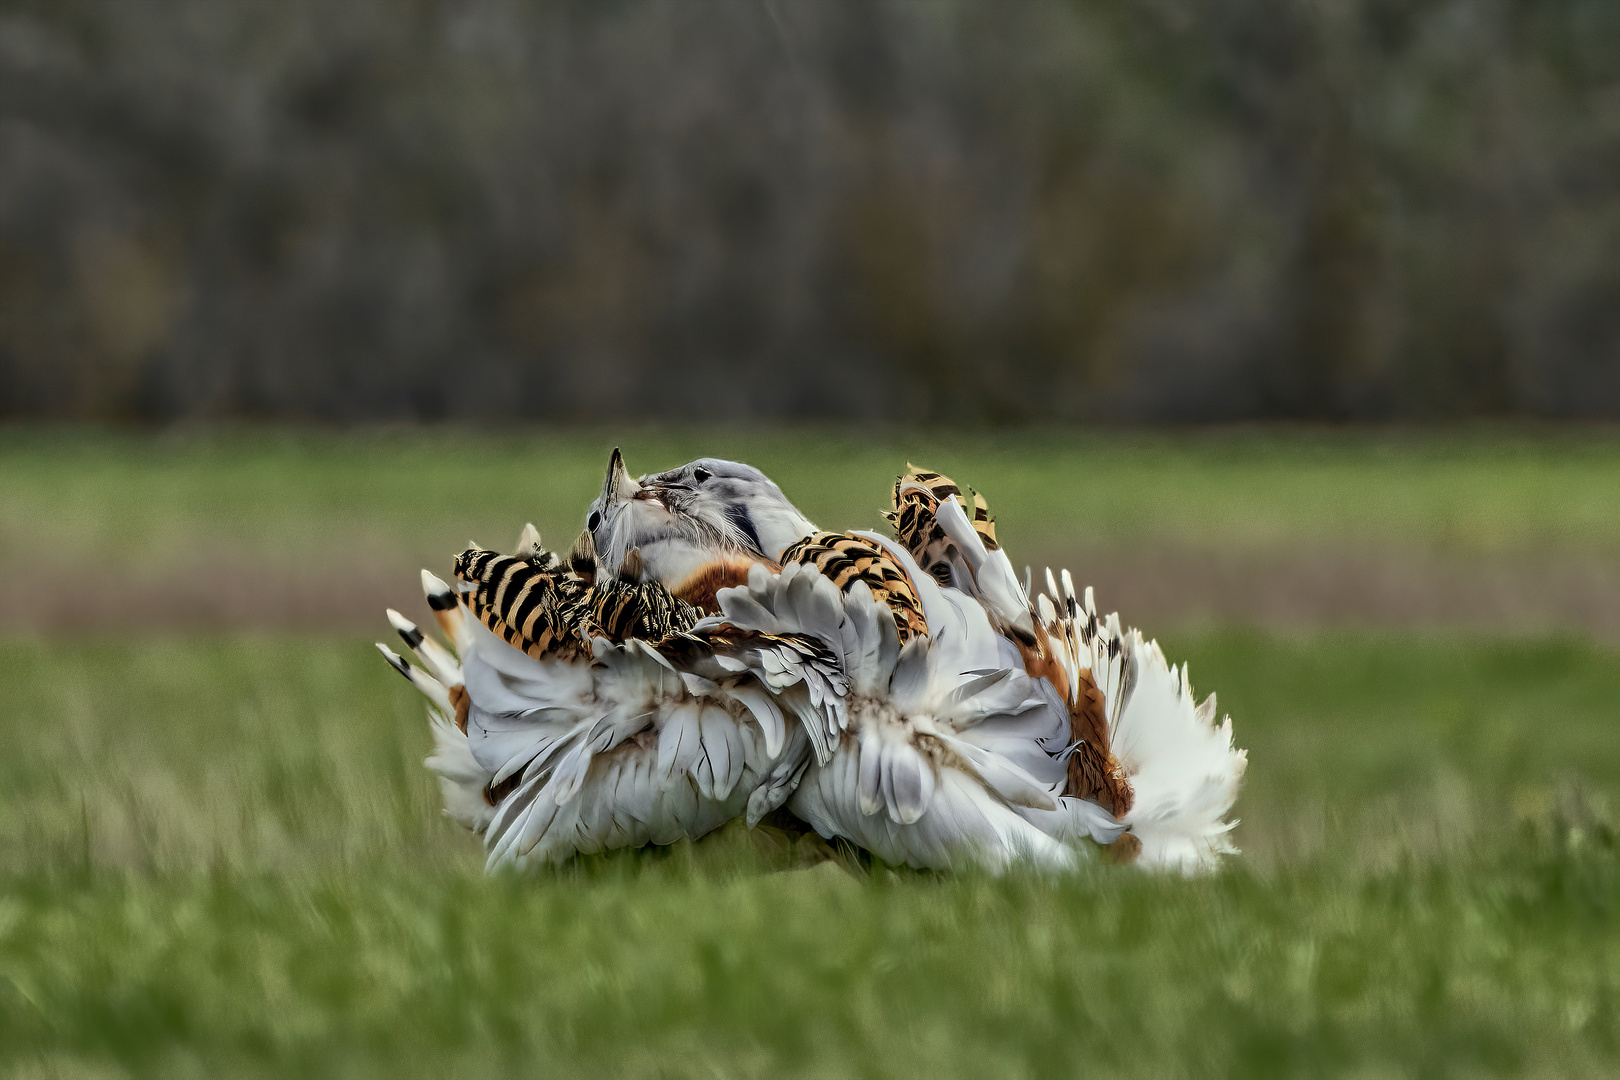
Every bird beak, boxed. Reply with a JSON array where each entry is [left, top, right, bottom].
[[600, 447, 640, 507]]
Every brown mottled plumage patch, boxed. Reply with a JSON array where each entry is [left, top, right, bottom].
[[778, 531, 929, 642], [577, 575, 703, 643], [1065, 668, 1133, 818]]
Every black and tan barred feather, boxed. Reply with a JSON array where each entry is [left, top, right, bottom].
[[778, 530, 929, 642], [454, 546, 701, 658], [455, 548, 591, 659], [577, 576, 703, 644], [884, 465, 998, 587]]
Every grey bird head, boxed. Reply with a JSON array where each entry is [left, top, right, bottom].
[[585, 448, 817, 588]]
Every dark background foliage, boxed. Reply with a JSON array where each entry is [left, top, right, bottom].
[[1, 0, 1617, 422]]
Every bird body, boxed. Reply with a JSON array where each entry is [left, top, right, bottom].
[[380, 449, 1246, 873]]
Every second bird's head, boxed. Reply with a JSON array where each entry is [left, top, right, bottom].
[[584, 448, 816, 590]]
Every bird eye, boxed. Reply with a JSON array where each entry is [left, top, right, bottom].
[[692, 467, 712, 483], [587, 511, 601, 531]]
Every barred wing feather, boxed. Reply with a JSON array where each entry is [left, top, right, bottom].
[[380, 561, 789, 870]]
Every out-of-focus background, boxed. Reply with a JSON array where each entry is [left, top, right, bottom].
[[2, 4, 1618, 1078], [3, 0, 1618, 422]]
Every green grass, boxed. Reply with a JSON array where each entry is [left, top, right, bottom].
[[3, 427, 1618, 1075], [5, 426, 1620, 578], [2, 632, 1617, 1078]]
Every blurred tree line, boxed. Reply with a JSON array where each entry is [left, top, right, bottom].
[[1, 0, 1617, 422]]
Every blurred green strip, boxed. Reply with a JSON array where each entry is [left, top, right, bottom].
[[5, 428, 1620, 574]]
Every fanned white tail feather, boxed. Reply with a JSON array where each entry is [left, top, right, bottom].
[[377, 610, 491, 833], [1033, 575, 1248, 873], [425, 706, 495, 832], [1112, 632, 1246, 873]]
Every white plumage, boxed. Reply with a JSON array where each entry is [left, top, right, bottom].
[[1029, 576, 1247, 873], [379, 452, 1246, 874], [710, 552, 1083, 870], [389, 603, 787, 871]]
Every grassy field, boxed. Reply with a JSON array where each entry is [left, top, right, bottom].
[[1, 634, 1616, 1078], [1, 428, 1618, 1077], [7, 424, 1620, 635], [6, 426, 1620, 573]]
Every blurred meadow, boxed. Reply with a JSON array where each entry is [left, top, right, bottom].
[[0, 629, 1616, 1079], [3, 0, 1620, 1076], [6, 426, 1620, 635], [2, 428, 1619, 1078]]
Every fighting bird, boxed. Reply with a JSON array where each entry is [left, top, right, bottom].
[[379, 449, 1246, 873]]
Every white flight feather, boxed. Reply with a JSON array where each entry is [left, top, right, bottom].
[[388, 590, 790, 870], [702, 543, 1078, 869]]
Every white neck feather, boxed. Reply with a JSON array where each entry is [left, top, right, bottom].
[[751, 505, 817, 561]]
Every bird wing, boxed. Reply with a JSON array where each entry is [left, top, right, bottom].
[[776, 530, 930, 643], [381, 534, 792, 870], [693, 559, 886, 764], [882, 467, 1248, 863], [700, 547, 1084, 870], [885, 465, 1035, 644]]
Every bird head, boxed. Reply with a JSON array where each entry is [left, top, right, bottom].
[[585, 448, 816, 587]]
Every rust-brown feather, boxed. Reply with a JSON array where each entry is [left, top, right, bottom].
[[670, 554, 778, 613], [1015, 622, 1128, 816], [1066, 668, 1133, 818], [447, 684, 471, 736]]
